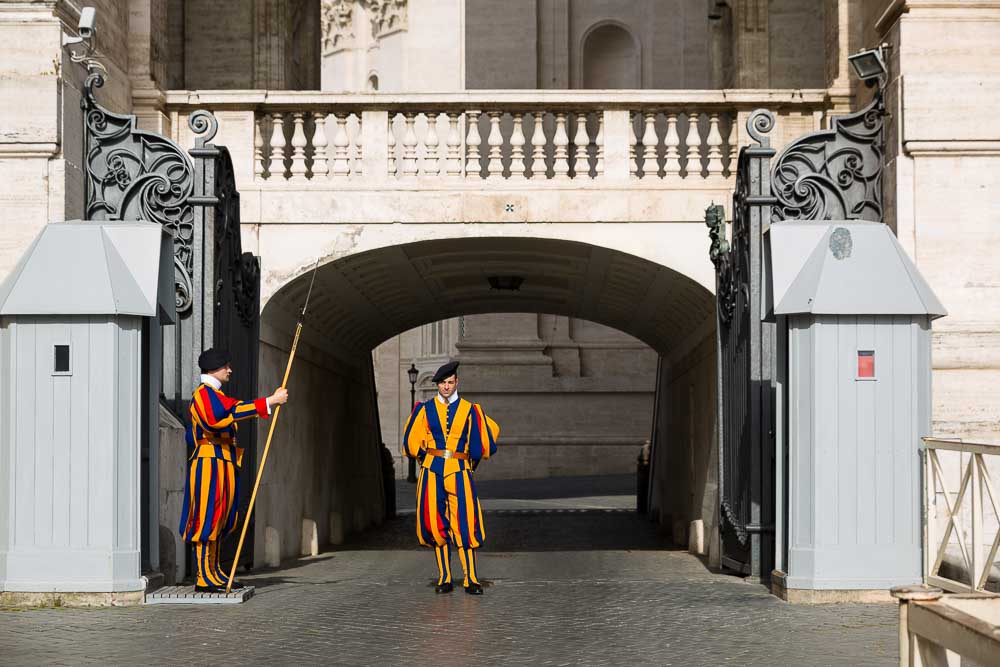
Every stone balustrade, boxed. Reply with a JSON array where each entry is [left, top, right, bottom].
[[165, 90, 829, 187]]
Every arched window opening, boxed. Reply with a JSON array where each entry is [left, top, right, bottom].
[[582, 23, 640, 89]]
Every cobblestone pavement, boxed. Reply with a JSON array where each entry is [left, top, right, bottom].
[[1, 476, 898, 666]]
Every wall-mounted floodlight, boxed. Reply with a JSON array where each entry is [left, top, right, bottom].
[[848, 46, 887, 83]]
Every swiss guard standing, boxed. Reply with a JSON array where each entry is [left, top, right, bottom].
[[402, 361, 499, 595], [179, 348, 289, 592]]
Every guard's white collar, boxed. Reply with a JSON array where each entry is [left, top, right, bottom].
[[200, 374, 222, 390], [436, 391, 459, 405]]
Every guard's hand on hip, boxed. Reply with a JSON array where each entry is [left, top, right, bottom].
[[268, 387, 289, 407]]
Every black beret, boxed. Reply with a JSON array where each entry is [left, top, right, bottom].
[[198, 348, 231, 372], [431, 360, 459, 383]]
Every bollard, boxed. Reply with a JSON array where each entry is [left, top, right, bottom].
[[636, 441, 650, 514]]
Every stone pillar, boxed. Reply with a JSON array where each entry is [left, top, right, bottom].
[[128, 0, 169, 133], [455, 313, 553, 384], [877, 0, 1000, 444], [254, 0, 289, 89], [731, 0, 769, 88], [824, 0, 865, 114]]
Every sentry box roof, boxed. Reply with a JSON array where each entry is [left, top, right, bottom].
[[0, 221, 175, 323], [765, 221, 946, 320]]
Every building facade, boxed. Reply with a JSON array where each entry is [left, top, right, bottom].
[[1, 0, 998, 584]]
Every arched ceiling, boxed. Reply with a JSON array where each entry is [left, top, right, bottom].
[[265, 237, 714, 356]]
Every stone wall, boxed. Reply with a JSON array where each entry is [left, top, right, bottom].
[[648, 324, 719, 567], [879, 1, 1000, 443], [252, 312, 385, 567]]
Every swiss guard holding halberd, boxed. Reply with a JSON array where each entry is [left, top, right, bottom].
[[179, 348, 289, 592], [402, 361, 499, 595]]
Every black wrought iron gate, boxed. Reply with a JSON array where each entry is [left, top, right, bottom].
[[707, 111, 777, 580]]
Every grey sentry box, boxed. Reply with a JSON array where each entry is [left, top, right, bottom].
[[0, 221, 173, 596], [765, 221, 946, 596]]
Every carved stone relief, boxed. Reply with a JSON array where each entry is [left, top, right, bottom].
[[321, 0, 408, 54], [321, 0, 355, 53]]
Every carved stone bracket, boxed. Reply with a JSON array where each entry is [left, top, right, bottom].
[[83, 72, 196, 314], [770, 92, 885, 223]]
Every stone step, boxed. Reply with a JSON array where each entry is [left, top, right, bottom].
[[145, 585, 255, 605]]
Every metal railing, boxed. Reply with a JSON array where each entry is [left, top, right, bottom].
[[164, 89, 828, 186], [923, 436, 1000, 594]]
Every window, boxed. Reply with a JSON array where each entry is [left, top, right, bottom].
[[53, 344, 71, 375]]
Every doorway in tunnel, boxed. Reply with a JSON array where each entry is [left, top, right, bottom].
[[257, 235, 720, 566]]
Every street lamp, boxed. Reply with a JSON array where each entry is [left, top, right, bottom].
[[406, 363, 418, 483]]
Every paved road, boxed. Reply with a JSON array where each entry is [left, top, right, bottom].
[[1, 476, 898, 666]]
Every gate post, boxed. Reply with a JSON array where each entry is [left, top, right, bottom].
[[709, 109, 777, 582]]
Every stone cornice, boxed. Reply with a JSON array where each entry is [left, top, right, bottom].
[[877, 0, 1000, 34]]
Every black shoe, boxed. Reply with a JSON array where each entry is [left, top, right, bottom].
[[224, 580, 244, 590], [464, 583, 484, 595], [434, 582, 454, 594], [194, 584, 225, 593]]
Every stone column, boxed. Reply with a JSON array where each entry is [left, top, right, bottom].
[[455, 313, 553, 384], [731, 0, 769, 88], [254, 0, 289, 89], [128, 0, 169, 133], [824, 0, 865, 114]]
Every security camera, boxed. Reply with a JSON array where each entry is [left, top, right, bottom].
[[78, 7, 96, 40]]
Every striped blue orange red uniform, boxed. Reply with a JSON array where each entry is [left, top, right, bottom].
[[179, 382, 270, 588], [402, 396, 498, 587]]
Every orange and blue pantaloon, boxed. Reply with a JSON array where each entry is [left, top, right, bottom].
[[403, 397, 498, 587], [179, 384, 269, 588]]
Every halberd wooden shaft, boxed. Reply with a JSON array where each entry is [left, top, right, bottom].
[[226, 322, 303, 593], [226, 259, 318, 594]]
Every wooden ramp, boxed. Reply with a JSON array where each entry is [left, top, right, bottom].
[[146, 585, 255, 605]]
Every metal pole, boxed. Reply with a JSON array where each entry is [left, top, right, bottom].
[[406, 377, 417, 483]]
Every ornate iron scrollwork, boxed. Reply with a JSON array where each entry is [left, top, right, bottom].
[[83, 72, 196, 314], [771, 92, 885, 223]]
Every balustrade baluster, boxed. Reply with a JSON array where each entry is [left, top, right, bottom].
[[402, 112, 419, 176], [465, 111, 482, 179], [424, 113, 441, 176], [446, 112, 463, 177], [269, 112, 287, 180], [289, 112, 308, 180], [351, 113, 363, 176], [531, 113, 547, 179], [312, 112, 330, 178], [487, 111, 504, 178], [552, 112, 570, 179], [573, 112, 591, 178], [684, 112, 703, 178], [707, 113, 724, 177], [387, 113, 397, 177], [664, 113, 681, 178], [641, 111, 659, 178], [724, 115, 735, 176], [595, 114, 604, 177], [629, 112, 639, 178], [329, 113, 350, 177], [254, 116, 265, 179], [510, 113, 527, 179]]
